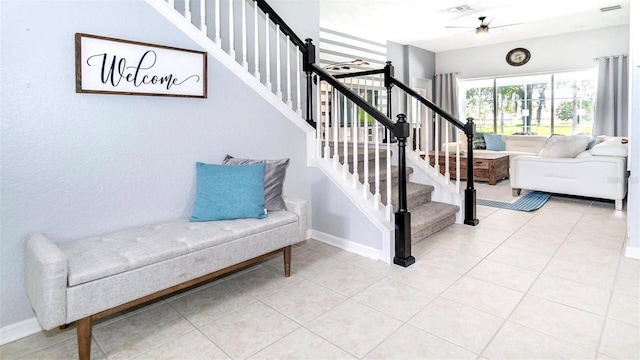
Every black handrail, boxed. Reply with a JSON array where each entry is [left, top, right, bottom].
[[389, 78, 469, 135]]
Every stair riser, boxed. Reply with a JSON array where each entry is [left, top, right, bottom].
[[411, 215, 457, 244]]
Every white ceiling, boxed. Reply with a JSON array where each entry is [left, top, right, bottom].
[[319, 0, 630, 52]]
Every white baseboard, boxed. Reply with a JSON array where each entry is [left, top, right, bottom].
[[0, 317, 42, 346], [309, 229, 385, 262], [625, 245, 640, 259]]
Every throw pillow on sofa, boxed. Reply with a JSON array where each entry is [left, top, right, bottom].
[[539, 134, 590, 158], [483, 133, 505, 151], [223, 155, 290, 211]]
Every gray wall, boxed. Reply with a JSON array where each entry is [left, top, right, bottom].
[[0, 0, 310, 328], [387, 41, 436, 114]]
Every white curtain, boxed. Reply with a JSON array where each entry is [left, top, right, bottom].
[[593, 55, 629, 136], [434, 73, 460, 150]]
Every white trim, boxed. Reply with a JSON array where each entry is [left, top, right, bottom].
[[309, 229, 384, 261], [0, 317, 42, 346], [624, 243, 640, 259]]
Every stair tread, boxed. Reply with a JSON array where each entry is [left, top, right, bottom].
[[410, 201, 460, 230], [409, 201, 460, 244]]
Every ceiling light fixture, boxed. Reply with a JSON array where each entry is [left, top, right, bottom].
[[447, 4, 472, 13]]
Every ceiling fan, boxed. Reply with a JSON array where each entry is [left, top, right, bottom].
[[446, 16, 521, 35]]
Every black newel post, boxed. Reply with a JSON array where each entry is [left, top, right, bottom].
[[393, 114, 416, 267], [464, 117, 479, 226], [303, 38, 316, 128], [383, 61, 394, 143]]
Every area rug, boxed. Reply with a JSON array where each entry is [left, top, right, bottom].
[[477, 191, 551, 211]]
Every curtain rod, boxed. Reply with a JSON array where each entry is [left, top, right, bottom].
[[594, 54, 628, 61]]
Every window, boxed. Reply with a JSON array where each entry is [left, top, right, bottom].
[[459, 69, 596, 135]]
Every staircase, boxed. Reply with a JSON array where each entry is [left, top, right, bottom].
[[333, 144, 459, 244], [146, 0, 477, 265]]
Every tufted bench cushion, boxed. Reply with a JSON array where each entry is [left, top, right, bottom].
[[60, 211, 298, 286]]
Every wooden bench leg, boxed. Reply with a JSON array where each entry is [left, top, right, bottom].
[[77, 317, 92, 360], [283, 245, 291, 277]]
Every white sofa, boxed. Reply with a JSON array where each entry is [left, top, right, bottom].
[[444, 134, 549, 159], [511, 137, 629, 210], [24, 197, 307, 360]]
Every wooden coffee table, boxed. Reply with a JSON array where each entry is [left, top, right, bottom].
[[427, 152, 509, 185]]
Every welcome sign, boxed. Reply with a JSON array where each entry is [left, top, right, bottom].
[[75, 33, 207, 98]]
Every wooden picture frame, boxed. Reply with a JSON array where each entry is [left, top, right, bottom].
[[75, 33, 207, 98]]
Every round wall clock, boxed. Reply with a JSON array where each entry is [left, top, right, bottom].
[[506, 48, 531, 66]]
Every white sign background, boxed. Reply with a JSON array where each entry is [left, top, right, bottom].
[[76, 33, 207, 98]]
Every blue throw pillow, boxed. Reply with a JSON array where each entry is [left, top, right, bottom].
[[190, 162, 267, 222], [484, 133, 505, 151]]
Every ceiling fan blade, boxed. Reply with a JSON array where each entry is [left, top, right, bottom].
[[445, 25, 476, 29], [481, 16, 495, 26], [491, 22, 522, 29]]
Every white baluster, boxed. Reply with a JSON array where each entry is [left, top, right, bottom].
[[455, 131, 461, 192], [286, 37, 292, 107], [296, 49, 302, 115], [342, 94, 349, 179], [352, 94, 359, 189], [316, 79, 322, 160], [275, 25, 282, 99], [444, 117, 450, 184], [373, 119, 381, 209], [184, 0, 191, 22], [413, 98, 420, 155], [386, 133, 392, 221], [323, 84, 331, 160], [228, 0, 235, 59], [264, 13, 271, 90], [214, 0, 221, 47], [200, 0, 207, 34], [332, 90, 339, 169], [253, 1, 260, 79], [363, 77, 370, 199], [241, 0, 248, 69], [169, 0, 174, 7], [435, 116, 441, 178], [424, 104, 430, 168]]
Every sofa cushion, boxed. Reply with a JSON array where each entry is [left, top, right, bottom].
[[223, 155, 290, 211], [503, 135, 549, 153], [539, 134, 590, 158], [590, 138, 628, 157], [484, 133, 505, 151], [190, 162, 267, 222]]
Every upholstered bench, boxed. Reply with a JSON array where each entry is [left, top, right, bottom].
[[24, 197, 306, 360]]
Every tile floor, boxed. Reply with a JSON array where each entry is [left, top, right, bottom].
[[2, 195, 639, 359]]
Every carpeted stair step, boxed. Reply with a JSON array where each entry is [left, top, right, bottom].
[[326, 142, 461, 245], [380, 181, 434, 209], [409, 201, 460, 244]]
